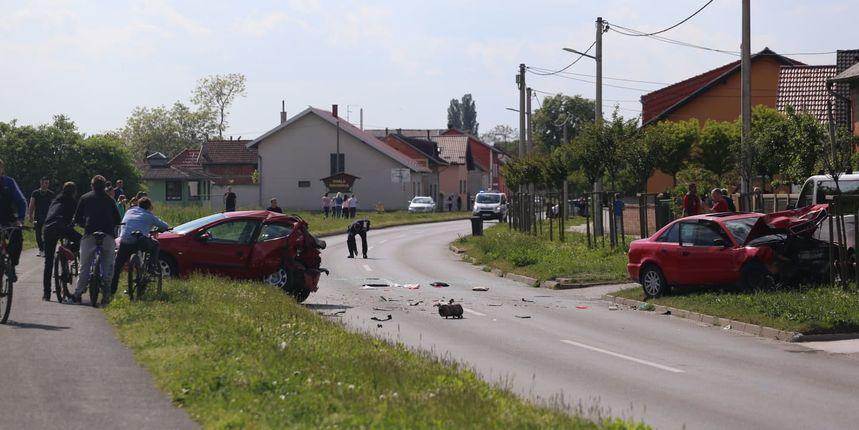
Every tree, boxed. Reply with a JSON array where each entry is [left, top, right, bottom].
[[531, 94, 595, 151], [783, 107, 825, 184], [602, 110, 640, 190], [696, 119, 740, 178], [747, 106, 789, 189], [76, 134, 142, 194], [192, 73, 247, 139], [622, 134, 659, 192], [570, 122, 605, 188], [480, 124, 518, 156], [644, 119, 698, 186], [446, 94, 478, 134], [120, 102, 216, 158], [501, 154, 542, 189], [541, 144, 576, 188]]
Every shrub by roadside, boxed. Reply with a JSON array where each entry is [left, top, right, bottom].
[[104, 276, 649, 429], [457, 224, 629, 283], [615, 285, 859, 335]]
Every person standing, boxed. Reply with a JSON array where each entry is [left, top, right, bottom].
[[333, 193, 343, 218], [613, 193, 625, 238], [28, 177, 54, 257], [446, 195, 453, 212], [682, 183, 702, 217], [224, 186, 237, 212], [348, 194, 358, 218], [113, 179, 125, 202], [721, 188, 736, 212], [116, 195, 127, 219], [0, 159, 26, 283], [456, 195, 462, 212], [341, 194, 350, 219], [42, 182, 81, 301], [710, 189, 729, 213], [266, 198, 283, 213], [68, 175, 121, 306], [346, 219, 370, 259], [322, 193, 331, 218]]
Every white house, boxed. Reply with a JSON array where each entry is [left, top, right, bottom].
[[248, 106, 429, 211]]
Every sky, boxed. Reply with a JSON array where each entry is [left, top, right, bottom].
[[0, 0, 853, 139]]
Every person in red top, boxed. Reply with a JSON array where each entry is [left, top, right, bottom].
[[682, 183, 701, 217], [710, 188, 729, 213]]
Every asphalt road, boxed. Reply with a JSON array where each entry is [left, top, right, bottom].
[[0, 249, 196, 430], [309, 220, 859, 430]]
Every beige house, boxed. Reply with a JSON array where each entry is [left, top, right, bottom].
[[247, 106, 429, 211]]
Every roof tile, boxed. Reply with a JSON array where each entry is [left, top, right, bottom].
[[776, 65, 837, 122]]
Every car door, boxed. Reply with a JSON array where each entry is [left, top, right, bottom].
[[678, 221, 736, 285], [651, 223, 682, 283], [191, 219, 260, 277], [249, 222, 294, 277]]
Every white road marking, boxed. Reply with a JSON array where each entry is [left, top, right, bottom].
[[462, 308, 486, 317], [560, 339, 685, 374], [362, 264, 373, 272]]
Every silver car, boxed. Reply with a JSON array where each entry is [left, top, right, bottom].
[[408, 196, 436, 213]]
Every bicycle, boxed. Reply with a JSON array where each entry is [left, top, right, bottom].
[[53, 236, 79, 303], [127, 230, 163, 301], [0, 226, 26, 324], [86, 232, 108, 307]]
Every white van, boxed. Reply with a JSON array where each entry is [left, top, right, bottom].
[[795, 173, 859, 255]]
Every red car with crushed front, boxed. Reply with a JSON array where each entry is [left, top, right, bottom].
[[627, 205, 832, 297], [155, 211, 327, 302]]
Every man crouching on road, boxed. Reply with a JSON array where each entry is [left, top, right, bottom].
[[346, 219, 370, 259], [68, 175, 121, 306]]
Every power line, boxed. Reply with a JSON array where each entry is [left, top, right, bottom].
[[526, 41, 597, 76], [527, 67, 669, 85], [611, 0, 714, 37], [529, 72, 652, 92], [608, 23, 740, 56]]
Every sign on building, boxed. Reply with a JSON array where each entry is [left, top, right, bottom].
[[391, 168, 411, 183]]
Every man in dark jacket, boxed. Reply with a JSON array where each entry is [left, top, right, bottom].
[[42, 182, 81, 301], [28, 177, 54, 257], [346, 219, 370, 259], [0, 159, 26, 282], [69, 175, 121, 305]]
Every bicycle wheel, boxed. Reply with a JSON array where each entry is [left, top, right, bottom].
[[89, 257, 100, 307], [54, 252, 68, 303], [0, 260, 13, 324], [128, 254, 141, 301]]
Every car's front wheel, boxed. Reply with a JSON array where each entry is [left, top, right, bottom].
[[159, 255, 178, 278], [640, 264, 668, 298], [740, 260, 772, 291]]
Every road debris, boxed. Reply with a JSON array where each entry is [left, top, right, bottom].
[[661, 310, 672, 315], [608, 305, 619, 311], [515, 315, 532, 319], [575, 305, 589, 310], [401, 283, 420, 290], [723, 324, 732, 330], [638, 302, 655, 311], [437, 299, 464, 319], [430, 281, 450, 288], [319, 310, 347, 317], [487, 303, 502, 307], [376, 324, 383, 328], [472, 286, 489, 291], [521, 298, 534, 303], [371, 315, 393, 322], [363, 278, 394, 288], [373, 307, 394, 312], [409, 301, 423, 306]]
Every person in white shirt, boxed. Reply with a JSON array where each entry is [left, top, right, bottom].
[[348, 194, 358, 218]]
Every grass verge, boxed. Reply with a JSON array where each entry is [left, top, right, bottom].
[[614, 285, 859, 335], [456, 224, 629, 283], [105, 276, 648, 429]]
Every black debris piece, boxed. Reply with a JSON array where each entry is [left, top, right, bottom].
[[409, 301, 423, 306], [430, 281, 450, 288], [438, 299, 464, 319], [521, 298, 534, 303], [377, 324, 383, 328], [371, 314, 393, 322], [662, 310, 672, 315], [373, 307, 394, 311], [515, 315, 532, 319]]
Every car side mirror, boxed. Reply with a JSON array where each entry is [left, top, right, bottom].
[[198, 232, 212, 242], [713, 238, 729, 248]]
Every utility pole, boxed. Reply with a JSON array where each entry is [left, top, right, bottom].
[[518, 64, 527, 158], [360, 108, 364, 130], [740, 0, 752, 199], [526, 87, 533, 153], [594, 16, 605, 235]]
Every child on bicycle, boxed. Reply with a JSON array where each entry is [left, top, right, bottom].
[[110, 197, 169, 296]]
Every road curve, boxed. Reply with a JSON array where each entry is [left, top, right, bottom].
[[310, 219, 859, 430]]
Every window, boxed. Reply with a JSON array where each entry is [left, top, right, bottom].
[[680, 222, 726, 247], [330, 153, 345, 176], [723, 217, 760, 244], [173, 214, 225, 235], [204, 220, 259, 245], [476, 193, 501, 204], [656, 224, 679, 243], [797, 179, 813, 208], [187, 181, 200, 201], [298, 181, 311, 188], [258, 223, 293, 242], [815, 180, 859, 213], [166, 180, 182, 201]]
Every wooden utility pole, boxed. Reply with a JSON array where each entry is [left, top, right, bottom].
[[740, 0, 752, 197], [593, 16, 605, 235], [526, 87, 533, 153], [518, 64, 527, 158]]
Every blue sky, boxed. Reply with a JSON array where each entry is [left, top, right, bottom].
[[0, 0, 852, 138]]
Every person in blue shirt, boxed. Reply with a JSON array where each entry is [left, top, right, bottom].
[[110, 197, 169, 296], [0, 159, 27, 282]]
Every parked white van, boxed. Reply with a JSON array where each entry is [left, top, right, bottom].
[[794, 173, 859, 257]]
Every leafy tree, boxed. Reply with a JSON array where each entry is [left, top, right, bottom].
[[602, 110, 640, 190], [76, 134, 142, 194], [644, 119, 698, 186], [696, 119, 740, 178], [120, 102, 216, 158], [783, 107, 825, 184], [532, 94, 595, 151], [622, 134, 659, 192], [501, 154, 543, 189], [674, 165, 720, 199], [446, 94, 478, 135], [192, 73, 247, 139], [569, 122, 605, 188], [541, 144, 576, 188]]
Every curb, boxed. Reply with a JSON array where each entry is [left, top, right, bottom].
[[602, 294, 801, 342]]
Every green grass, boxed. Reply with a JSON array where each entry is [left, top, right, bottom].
[[614, 285, 859, 335], [104, 276, 648, 429], [457, 224, 629, 283], [155, 205, 469, 237]]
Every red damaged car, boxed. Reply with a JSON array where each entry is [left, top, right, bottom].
[[156, 211, 327, 302], [627, 205, 833, 297]]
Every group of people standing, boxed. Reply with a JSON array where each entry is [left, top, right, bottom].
[[321, 192, 358, 219], [681, 182, 736, 217]]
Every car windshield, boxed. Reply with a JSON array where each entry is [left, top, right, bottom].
[[172, 213, 226, 235], [723, 217, 760, 243], [476, 194, 501, 204], [413, 197, 433, 204]]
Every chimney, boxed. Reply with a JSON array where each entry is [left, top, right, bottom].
[[332, 104, 338, 118], [385, 127, 389, 136], [280, 100, 287, 124], [426, 130, 430, 140]]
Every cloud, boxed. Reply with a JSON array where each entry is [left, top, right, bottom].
[[234, 11, 291, 37], [139, 0, 210, 37]]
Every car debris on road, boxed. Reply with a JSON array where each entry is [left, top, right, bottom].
[[472, 286, 489, 291], [430, 281, 450, 288], [371, 314, 393, 322], [437, 299, 464, 319]]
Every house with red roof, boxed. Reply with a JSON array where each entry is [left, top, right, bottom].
[[379, 133, 448, 204]]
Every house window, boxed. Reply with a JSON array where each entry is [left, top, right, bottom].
[[330, 153, 345, 176], [187, 181, 200, 201], [298, 180, 311, 188], [166, 180, 182, 201]]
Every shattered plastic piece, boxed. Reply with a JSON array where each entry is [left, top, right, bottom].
[[472, 286, 489, 291], [638, 302, 655, 311], [363, 278, 394, 288], [430, 282, 450, 288], [575, 305, 589, 310], [401, 283, 421, 289], [409, 301, 423, 306], [515, 315, 532, 319], [380, 296, 388, 302], [376, 324, 383, 328], [608, 305, 619, 311], [723, 324, 732, 330], [373, 307, 393, 311], [371, 314, 393, 322], [661, 310, 672, 315], [521, 298, 535, 303]]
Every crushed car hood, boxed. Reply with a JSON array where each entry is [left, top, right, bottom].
[[744, 204, 829, 246]]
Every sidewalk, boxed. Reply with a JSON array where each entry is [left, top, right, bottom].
[[0, 249, 196, 430]]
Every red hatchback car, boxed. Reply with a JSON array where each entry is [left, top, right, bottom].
[[627, 205, 831, 297], [155, 211, 327, 302]]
